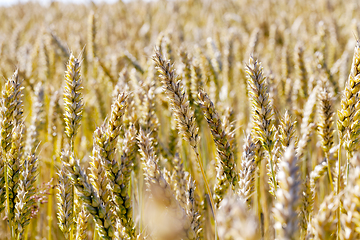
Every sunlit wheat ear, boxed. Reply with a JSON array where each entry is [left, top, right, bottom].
[[246, 56, 277, 194], [152, 49, 199, 149], [217, 194, 260, 240], [105, 92, 128, 160], [90, 126, 111, 213], [56, 166, 74, 240], [101, 123, 137, 239], [14, 153, 38, 239], [238, 134, 256, 206], [63, 52, 84, 149], [1, 69, 23, 152], [61, 150, 115, 239], [337, 41, 360, 180], [95, 91, 136, 238], [273, 145, 300, 239]]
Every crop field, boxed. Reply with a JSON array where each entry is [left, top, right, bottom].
[[0, 0, 360, 239]]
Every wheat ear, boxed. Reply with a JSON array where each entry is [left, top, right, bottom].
[[238, 134, 256, 206], [152, 49, 216, 217], [64, 53, 84, 150], [61, 150, 115, 239], [273, 145, 300, 239], [246, 56, 277, 194], [14, 153, 38, 239], [57, 166, 74, 240]]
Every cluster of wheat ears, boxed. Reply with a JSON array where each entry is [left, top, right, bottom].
[[1, 0, 360, 239]]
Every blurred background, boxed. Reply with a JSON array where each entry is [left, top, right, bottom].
[[0, 0, 119, 6]]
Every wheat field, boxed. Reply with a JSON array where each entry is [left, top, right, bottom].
[[0, 0, 360, 239]]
